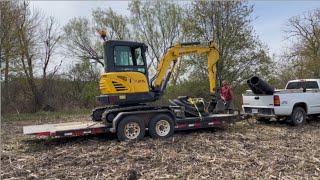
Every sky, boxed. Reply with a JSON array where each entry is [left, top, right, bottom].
[[251, 1, 320, 56], [30, 1, 320, 69]]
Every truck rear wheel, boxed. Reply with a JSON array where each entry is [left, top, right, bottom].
[[290, 107, 306, 126], [117, 115, 145, 141], [148, 114, 174, 139]]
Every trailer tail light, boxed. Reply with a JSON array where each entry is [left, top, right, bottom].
[[37, 132, 51, 136], [194, 123, 201, 127], [176, 124, 187, 129], [208, 121, 221, 125], [274, 95, 280, 106], [72, 131, 84, 135], [91, 129, 104, 134]]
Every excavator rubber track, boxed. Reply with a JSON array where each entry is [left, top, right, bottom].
[[90, 105, 118, 121]]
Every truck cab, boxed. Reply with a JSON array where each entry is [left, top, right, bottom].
[[285, 79, 320, 90]]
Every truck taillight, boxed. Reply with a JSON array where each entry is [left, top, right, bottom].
[[274, 95, 280, 106]]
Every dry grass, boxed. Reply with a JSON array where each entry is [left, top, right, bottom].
[[1, 115, 320, 179]]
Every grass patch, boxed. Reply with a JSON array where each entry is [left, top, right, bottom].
[[1, 110, 91, 122]]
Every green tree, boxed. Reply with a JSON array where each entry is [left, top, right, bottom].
[[92, 7, 131, 40], [68, 59, 100, 108], [129, 0, 184, 72], [68, 58, 100, 82], [182, 1, 273, 86], [63, 8, 132, 67], [0, 1, 21, 108]]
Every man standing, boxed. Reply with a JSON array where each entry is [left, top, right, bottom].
[[221, 80, 234, 113]]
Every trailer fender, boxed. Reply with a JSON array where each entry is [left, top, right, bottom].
[[110, 109, 175, 133]]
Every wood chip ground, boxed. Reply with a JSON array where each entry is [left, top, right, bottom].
[[1, 116, 320, 179]]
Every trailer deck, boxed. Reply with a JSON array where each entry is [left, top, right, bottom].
[[23, 113, 248, 138], [175, 113, 246, 130]]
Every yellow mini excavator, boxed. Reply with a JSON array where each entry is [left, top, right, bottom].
[[23, 31, 249, 141], [91, 31, 221, 124]]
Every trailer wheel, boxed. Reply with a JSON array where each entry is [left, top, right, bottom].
[[290, 107, 306, 126], [148, 114, 174, 139], [117, 116, 145, 141]]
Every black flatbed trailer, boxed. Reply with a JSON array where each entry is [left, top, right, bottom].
[[23, 111, 249, 139]]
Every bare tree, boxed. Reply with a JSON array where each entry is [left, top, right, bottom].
[[40, 16, 62, 104], [13, 2, 61, 112], [42, 17, 62, 80], [283, 8, 320, 78], [62, 17, 103, 66]]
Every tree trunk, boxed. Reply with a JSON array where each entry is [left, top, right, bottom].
[[3, 48, 10, 110], [30, 82, 43, 112]]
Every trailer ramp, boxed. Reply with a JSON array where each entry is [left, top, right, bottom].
[[23, 121, 110, 137]]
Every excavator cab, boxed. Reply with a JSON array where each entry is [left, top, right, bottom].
[[97, 40, 157, 106], [103, 40, 148, 76]]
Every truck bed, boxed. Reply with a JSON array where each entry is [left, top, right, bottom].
[[245, 89, 320, 95]]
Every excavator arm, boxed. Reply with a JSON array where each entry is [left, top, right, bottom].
[[152, 41, 220, 95]]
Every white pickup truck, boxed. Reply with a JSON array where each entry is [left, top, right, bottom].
[[242, 79, 320, 126]]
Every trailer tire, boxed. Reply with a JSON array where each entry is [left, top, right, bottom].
[[290, 107, 306, 126], [148, 114, 174, 139], [117, 115, 145, 141]]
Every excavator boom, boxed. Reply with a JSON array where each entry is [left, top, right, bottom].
[[152, 41, 220, 95]]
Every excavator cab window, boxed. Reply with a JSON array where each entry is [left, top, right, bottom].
[[114, 46, 134, 66], [104, 40, 148, 76], [113, 46, 146, 74]]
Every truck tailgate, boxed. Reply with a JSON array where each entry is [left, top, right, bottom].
[[243, 95, 274, 107], [242, 94, 275, 116]]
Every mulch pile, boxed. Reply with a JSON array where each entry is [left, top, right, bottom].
[[1, 116, 320, 179]]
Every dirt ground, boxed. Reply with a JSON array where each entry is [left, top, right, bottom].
[[1, 115, 320, 180]]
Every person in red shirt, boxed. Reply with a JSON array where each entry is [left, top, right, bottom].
[[221, 80, 234, 113]]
